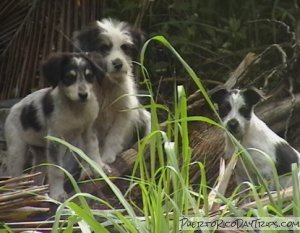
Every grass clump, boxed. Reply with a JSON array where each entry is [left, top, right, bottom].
[[43, 36, 300, 233]]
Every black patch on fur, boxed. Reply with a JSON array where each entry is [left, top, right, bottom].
[[42, 91, 54, 117], [97, 42, 112, 56], [130, 28, 145, 49], [41, 53, 73, 87], [211, 88, 229, 106], [241, 88, 262, 107], [211, 87, 262, 121], [42, 53, 101, 87], [74, 20, 145, 60], [84, 71, 95, 83], [20, 103, 42, 131], [84, 52, 107, 82], [121, 43, 135, 57], [73, 23, 115, 57], [238, 105, 252, 120], [73, 23, 104, 52], [275, 142, 299, 175], [211, 88, 231, 119], [218, 101, 231, 119], [61, 71, 77, 86], [129, 28, 145, 58], [239, 88, 262, 120]]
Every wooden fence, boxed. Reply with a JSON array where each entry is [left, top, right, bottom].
[[0, 0, 104, 100]]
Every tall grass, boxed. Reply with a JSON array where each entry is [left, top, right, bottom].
[[45, 36, 300, 233]]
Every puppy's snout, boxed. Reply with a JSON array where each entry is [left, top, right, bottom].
[[112, 58, 123, 71], [227, 119, 239, 133], [78, 93, 88, 101]]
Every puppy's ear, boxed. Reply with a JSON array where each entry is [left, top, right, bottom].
[[210, 87, 229, 105], [130, 28, 145, 48], [73, 22, 101, 52], [130, 28, 145, 56], [242, 88, 263, 106], [85, 52, 107, 81], [41, 53, 70, 87]]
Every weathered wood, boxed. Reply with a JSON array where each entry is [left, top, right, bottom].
[[0, 108, 9, 176], [2, 48, 299, 200], [256, 93, 300, 133], [0, 207, 50, 222], [0, 173, 51, 223], [225, 52, 257, 89], [80, 50, 300, 197], [0, 0, 104, 100]]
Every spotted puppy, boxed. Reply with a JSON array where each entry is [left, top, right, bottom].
[[4, 52, 108, 201], [211, 87, 300, 188], [74, 18, 151, 163]]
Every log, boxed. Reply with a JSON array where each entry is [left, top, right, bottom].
[[79, 50, 300, 197], [1, 49, 298, 202], [256, 93, 300, 132], [0, 173, 51, 222]]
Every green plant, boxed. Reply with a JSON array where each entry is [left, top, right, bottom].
[[44, 36, 300, 233]]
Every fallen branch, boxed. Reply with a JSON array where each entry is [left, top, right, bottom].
[[0, 173, 51, 222], [79, 51, 300, 199]]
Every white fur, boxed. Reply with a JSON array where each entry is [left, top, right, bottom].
[[95, 71, 149, 163], [225, 113, 290, 185], [96, 19, 133, 76], [97, 19, 150, 163], [219, 89, 300, 188], [75, 18, 151, 163], [4, 54, 108, 201], [222, 91, 249, 139]]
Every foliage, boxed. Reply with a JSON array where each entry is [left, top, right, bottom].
[[34, 36, 300, 233], [2, 1, 300, 231], [104, 0, 298, 85]]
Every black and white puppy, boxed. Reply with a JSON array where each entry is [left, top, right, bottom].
[[4, 52, 108, 201], [73, 18, 151, 163], [211, 87, 300, 188]]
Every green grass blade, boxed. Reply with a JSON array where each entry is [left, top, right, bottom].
[[67, 202, 109, 233]]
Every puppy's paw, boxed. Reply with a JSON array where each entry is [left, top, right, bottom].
[[102, 154, 116, 164], [79, 163, 111, 180], [102, 163, 112, 174], [79, 166, 93, 180], [50, 190, 68, 202]]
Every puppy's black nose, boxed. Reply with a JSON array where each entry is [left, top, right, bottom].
[[79, 93, 88, 100], [112, 58, 123, 71], [227, 119, 239, 133]]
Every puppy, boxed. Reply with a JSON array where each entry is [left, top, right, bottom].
[[73, 18, 151, 163], [4, 52, 108, 201], [211, 87, 300, 188]]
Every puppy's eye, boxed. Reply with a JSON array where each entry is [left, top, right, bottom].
[[218, 102, 231, 118], [85, 69, 94, 82], [98, 44, 110, 53], [66, 70, 77, 77], [62, 70, 77, 86], [121, 44, 133, 55], [239, 106, 251, 119]]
